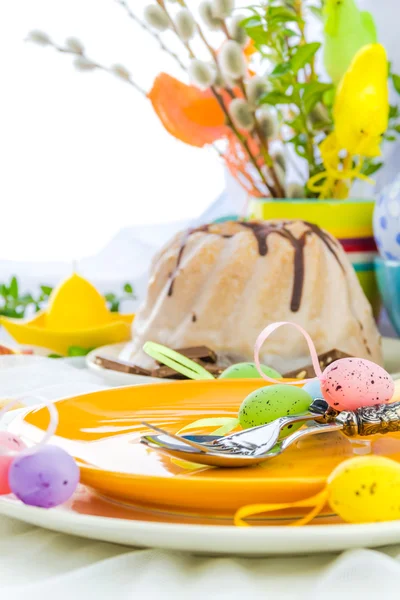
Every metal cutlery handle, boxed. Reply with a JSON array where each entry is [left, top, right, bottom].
[[280, 422, 343, 452], [338, 401, 400, 437]]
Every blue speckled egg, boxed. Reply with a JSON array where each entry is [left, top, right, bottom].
[[373, 175, 400, 261], [303, 378, 323, 400]]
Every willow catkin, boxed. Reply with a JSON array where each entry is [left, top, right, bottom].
[[256, 107, 278, 139], [73, 56, 97, 71], [229, 99, 255, 130], [228, 14, 248, 46], [274, 163, 286, 188], [219, 40, 246, 79], [273, 151, 286, 172], [287, 182, 306, 198], [65, 37, 84, 54], [199, 1, 223, 30], [189, 59, 216, 90], [211, 0, 235, 19], [309, 103, 329, 125], [144, 5, 170, 31], [111, 64, 131, 81], [175, 8, 195, 41], [246, 76, 269, 106], [27, 30, 51, 46]]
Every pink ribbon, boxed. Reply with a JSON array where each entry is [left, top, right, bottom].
[[254, 321, 325, 385], [0, 395, 59, 457]]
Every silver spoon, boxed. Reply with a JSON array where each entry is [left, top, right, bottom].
[[141, 422, 342, 468]]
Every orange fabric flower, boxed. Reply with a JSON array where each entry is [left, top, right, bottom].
[[244, 39, 257, 59], [148, 73, 229, 147]]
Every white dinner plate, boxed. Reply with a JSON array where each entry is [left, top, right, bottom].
[[87, 338, 400, 386], [1, 491, 400, 556]]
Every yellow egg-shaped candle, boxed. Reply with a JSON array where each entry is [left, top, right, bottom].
[[46, 273, 112, 331]]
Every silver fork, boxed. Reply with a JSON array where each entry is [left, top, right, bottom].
[[141, 409, 325, 458], [141, 422, 341, 467]]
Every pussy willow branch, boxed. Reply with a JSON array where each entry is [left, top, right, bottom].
[[156, 0, 196, 58], [236, 78, 284, 197], [113, 0, 188, 72], [37, 40, 146, 95], [166, 0, 274, 195]]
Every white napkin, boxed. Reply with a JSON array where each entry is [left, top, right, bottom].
[[0, 356, 106, 405]]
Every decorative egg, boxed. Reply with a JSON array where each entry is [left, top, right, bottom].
[[322, 357, 394, 411], [373, 174, 400, 261], [327, 456, 400, 523], [302, 378, 323, 401], [0, 432, 26, 495], [235, 456, 400, 526], [239, 384, 312, 434], [9, 445, 79, 508], [219, 362, 282, 380]]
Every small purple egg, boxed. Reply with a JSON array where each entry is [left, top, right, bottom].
[[9, 445, 79, 508]]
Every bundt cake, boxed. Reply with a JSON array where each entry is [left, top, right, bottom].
[[122, 220, 382, 373]]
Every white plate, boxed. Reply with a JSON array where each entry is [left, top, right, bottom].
[[2, 494, 400, 556], [87, 338, 400, 386], [86, 343, 165, 386]]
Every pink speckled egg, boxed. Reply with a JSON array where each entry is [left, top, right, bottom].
[[322, 358, 394, 412], [0, 432, 26, 495]]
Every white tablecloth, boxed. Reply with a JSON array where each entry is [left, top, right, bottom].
[[0, 358, 400, 598], [1, 514, 400, 600]]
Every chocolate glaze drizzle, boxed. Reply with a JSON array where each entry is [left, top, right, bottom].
[[167, 220, 344, 312]]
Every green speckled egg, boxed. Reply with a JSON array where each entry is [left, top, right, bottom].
[[239, 384, 312, 435], [219, 362, 282, 380]]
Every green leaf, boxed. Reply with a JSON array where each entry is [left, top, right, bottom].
[[268, 6, 298, 23], [392, 74, 400, 95], [48, 353, 63, 359], [260, 90, 292, 105], [362, 161, 383, 177], [385, 135, 397, 142], [270, 62, 292, 78], [67, 346, 94, 357], [389, 105, 400, 119], [40, 285, 53, 296], [281, 27, 298, 38], [9, 277, 18, 299], [245, 24, 268, 45], [291, 42, 321, 73], [308, 5, 324, 20], [394, 125, 400, 133], [302, 81, 334, 114], [240, 16, 262, 29], [123, 283, 133, 294]]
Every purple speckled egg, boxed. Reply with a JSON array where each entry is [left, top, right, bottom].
[[0, 432, 26, 495], [9, 445, 79, 508], [322, 358, 394, 412]]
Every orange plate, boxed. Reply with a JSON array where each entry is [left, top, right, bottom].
[[9, 380, 400, 516]]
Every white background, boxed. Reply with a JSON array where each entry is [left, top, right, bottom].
[[0, 0, 225, 262], [0, 0, 397, 263]]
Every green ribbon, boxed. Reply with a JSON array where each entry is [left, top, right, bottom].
[[143, 341, 215, 380]]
